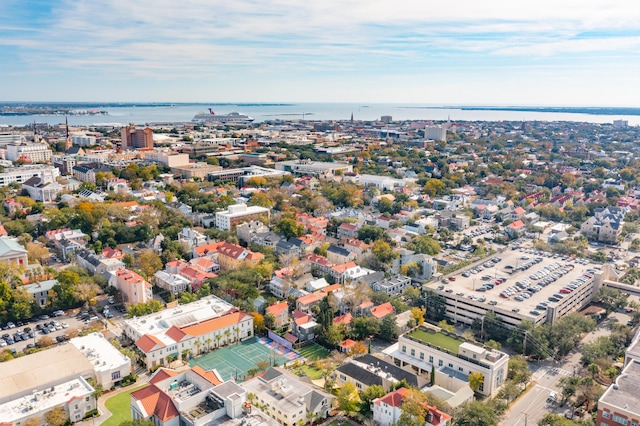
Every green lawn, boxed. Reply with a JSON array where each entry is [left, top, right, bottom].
[[102, 385, 146, 426], [300, 364, 323, 380], [298, 343, 330, 361], [409, 329, 462, 353]]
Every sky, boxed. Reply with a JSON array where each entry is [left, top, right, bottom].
[[1, 0, 639, 105]]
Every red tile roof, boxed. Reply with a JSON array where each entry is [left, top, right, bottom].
[[370, 302, 395, 319], [333, 313, 353, 325], [149, 368, 178, 384], [136, 334, 166, 352], [131, 384, 179, 422], [266, 301, 289, 318], [191, 365, 223, 386]]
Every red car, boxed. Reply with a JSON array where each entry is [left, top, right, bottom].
[[448, 276, 457, 281]]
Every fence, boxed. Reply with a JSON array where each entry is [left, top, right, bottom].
[[267, 330, 294, 351]]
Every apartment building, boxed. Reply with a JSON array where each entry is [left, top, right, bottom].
[[108, 269, 153, 305], [5, 143, 52, 163], [215, 203, 270, 231], [241, 367, 334, 426], [0, 165, 60, 187], [383, 326, 509, 397], [335, 354, 424, 392], [216, 242, 264, 271], [121, 123, 153, 150], [371, 274, 412, 296], [71, 133, 97, 146], [130, 366, 278, 426], [580, 206, 627, 244]]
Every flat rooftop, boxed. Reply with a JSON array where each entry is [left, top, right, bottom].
[[70, 332, 131, 373], [0, 377, 93, 422], [124, 295, 234, 341], [428, 248, 600, 323], [408, 329, 462, 353], [0, 344, 94, 403], [599, 359, 640, 415]]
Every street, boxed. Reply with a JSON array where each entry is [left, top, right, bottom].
[[501, 309, 636, 425]]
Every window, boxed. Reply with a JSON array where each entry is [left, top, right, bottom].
[[630, 422, 638, 426], [429, 355, 433, 363], [438, 360, 443, 367], [86, 397, 90, 402], [448, 363, 453, 368], [478, 382, 484, 392], [402, 345, 406, 353], [613, 416, 628, 425], [603, 412, 610, 419], [410, 349, 415, 356], [112, 371, 121, 380], [458, 367, 464, 372]]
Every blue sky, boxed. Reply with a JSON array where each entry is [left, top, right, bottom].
[[1, 0, 639, 105]]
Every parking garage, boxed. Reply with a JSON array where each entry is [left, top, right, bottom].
[[426, 247, 603, 327]]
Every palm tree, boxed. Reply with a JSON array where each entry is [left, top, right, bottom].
[[216, 334, 222, 348], [223, 329, 231, 346], [306, 411, 319, 426], [234, 326, 241, 343], [205, 338, 212, 353], [194, 340, 202, 356], [587, 363, 600, 380]]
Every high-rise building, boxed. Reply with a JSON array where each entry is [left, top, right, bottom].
[[5, 143, 52, 163], [121, 123, 153, 150]]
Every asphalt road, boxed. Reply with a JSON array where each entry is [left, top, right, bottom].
[[501, 310, 636, 425]]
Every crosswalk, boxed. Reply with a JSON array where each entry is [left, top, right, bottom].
[[533, 366, 573, 381]]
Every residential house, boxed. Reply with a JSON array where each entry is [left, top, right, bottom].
[[76, 249, 124, 276], [45, 228, 88, 261], [343, 238, 371, 258], [265, 301, 289, 330], [24, 279, 58, 307], [269, 267, 295, 299], [216, 242, 264, 271], [335, 354, 423, 392], [372, 387, 451, 426], [0, 237, 28, 266], [369, 302, 395, 320], [291, 311, 317, 343], [436, 210, 470, 230], [108, 269, 153, 305], [327, 244, 357, 264], [337, 222, 359, 239], [154, 270, 190, 296], [177, 227, 208, 249], [506, 220, 526, 238], [580, 206, 626, 244], [370, 275, 412, 296], [503, 206, 526, 222], [241, 367, 334, 426], [236, 220, 269, 244]]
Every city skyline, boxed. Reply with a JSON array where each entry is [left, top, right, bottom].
[[1, 0, 639, 106]]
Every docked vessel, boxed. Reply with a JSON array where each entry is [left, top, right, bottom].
[[192, 108, 254, 124]]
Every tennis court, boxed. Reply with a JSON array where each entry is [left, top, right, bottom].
[[189, 337, 293, 382]]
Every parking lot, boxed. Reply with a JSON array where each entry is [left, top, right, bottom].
[[0, 297, 129, 354], [429, 247, 601, 325]]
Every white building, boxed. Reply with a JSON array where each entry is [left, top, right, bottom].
[[372, 387, 451, 426], [70, 332, 132, 389], [241, 367, 334, 426], [71, 133, 97, 146], [154, 270, 191, 295], [215, 203, 270, 231], [383, 326, 509, 397], [144, 150, 190, 167], [123, 296, 253, 369], [357, 174, 405, 190], [0, 165, 59, 187], [0, 133, 25, 146], [275, 159, 353, 177], [5, 143, 52, 163], [424, 125, 447, 142], [177, 227, 208, 249]]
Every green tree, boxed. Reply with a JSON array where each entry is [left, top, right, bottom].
[[138, 251, 163, 279], [336, 382, 360, 415], [359, 384, 386, 415], [372, 239, 398, 264], [276, 217, 305, 239], [468, 371, 484, 392], [594, 287, 629, 314], [455, 400, 497, 426], [438, 320, 455, 333], [44, 406, 67, 426], [352, 316, 380, 340], [508, 355, 532, 385], [379, 314, 398, 341]]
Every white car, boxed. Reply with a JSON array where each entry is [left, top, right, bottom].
[[60, 322, 69, 329]]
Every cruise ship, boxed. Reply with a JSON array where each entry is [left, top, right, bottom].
[[192, 109, 254, 124]]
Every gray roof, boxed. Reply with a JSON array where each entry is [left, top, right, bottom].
[[0, 238, 27, 257], [599, 359, 640, 415], [327, 244, 351, 257]]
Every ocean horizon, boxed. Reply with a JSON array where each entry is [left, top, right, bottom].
[[1, 102, 639, 127]]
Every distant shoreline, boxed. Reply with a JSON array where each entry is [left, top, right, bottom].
[[399, 106, 640, 116]]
